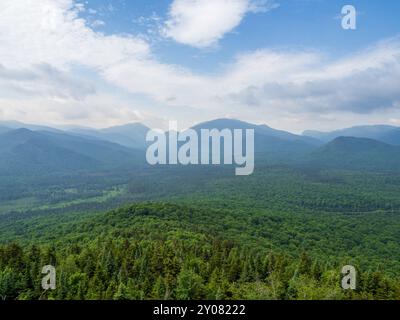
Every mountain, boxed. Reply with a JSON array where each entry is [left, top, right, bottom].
[[303, 125, 400, 145], [100, 123, 150, 149], [190, 119, 322, 163], [3, 119, 400, 175], [0, 125, 11, 135], [193, 119, 321, 145], [68, 123, 150, 149], [303, 136, 400, 171], [0, 129, 145, 176], [0, 120, 63, 133], [0, 121, 150, 150], [193, 119, 321, 144]]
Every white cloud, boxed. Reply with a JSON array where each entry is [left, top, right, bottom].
[[91, 19, 106, 28], [0, 0, 149, 69], [224, 39, 400, 115], [0, 63, 95, 101], [0, 0, 399, 133], [162, 0, 272, 48]]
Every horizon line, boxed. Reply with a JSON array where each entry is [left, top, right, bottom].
[[0, 117, 399, 136]]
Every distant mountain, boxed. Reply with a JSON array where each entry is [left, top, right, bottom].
[[2, 119, 400, 175], [0, 125, 11, 135], [193, 119, 321, 145], [191, 119, 322, 163], [0, 129, 145, 176], [0, 121, 150, 150], [68, 123, 150, 149], [303, 136, 400, 171], [0, 120, 63, 133], [100, 123, 150, 149], [304, 125, 400, 145]]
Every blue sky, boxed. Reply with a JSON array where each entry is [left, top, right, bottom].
[[0, 0, 399, 132], [81, 0, 400, 72]]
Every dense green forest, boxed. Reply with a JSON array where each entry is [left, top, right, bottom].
[[1, 204, 399, 300], [1, 165, 400, 300]]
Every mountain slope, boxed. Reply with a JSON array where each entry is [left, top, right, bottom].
[[0, 125, 11, 135], [0, 120, 63, 133], [1, 121, 151, 150], [304, 136, 400, 171], [193, 119, 321, 144], [0, 129, 145, 176], [304, 125, 400, 145], [68, 123, 150, 149], [191, 119, 321, 163]]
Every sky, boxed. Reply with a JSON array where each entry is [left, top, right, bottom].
[[0, 0, 399, 133]]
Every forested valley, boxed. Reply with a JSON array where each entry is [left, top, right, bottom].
[[1, 166, 400, 300]]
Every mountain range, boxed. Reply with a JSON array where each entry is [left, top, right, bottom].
[[304, 136, 400, 171], [0, 119, 399, 175], [303, 125, 400, 146], [0, 127, 144, 176]]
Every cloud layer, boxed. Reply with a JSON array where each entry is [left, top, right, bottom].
[[0, 0, 399, 132]]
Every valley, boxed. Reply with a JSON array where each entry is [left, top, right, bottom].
[[0, 119, 400, 300]]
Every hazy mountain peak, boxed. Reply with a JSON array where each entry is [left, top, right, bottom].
[[327, 136, 391, 149], [2, 127, 36, 138], [304, 124, 400, 146], [192, 118, 257, 130], [101, 122, 150, 132]]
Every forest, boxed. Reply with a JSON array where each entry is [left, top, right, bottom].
[[0, 203, 399, 300], [1, 165, 400, 300]]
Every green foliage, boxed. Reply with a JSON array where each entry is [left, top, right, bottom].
[[1, 165, 400, 300], [0, 203, 399, 300]]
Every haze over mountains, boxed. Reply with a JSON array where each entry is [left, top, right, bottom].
[[67, 123, 150, 150], [306, 137, 400, 171], [0, 125, 145, 176], [304, 125, 400, 146], [0, 119, 399, 176]]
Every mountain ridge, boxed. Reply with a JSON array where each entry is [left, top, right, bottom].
[[303, 124, 400, 145], [0, 128, 145, 176], [1, 119, 400, 174], [303, 136, 400, 171]]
